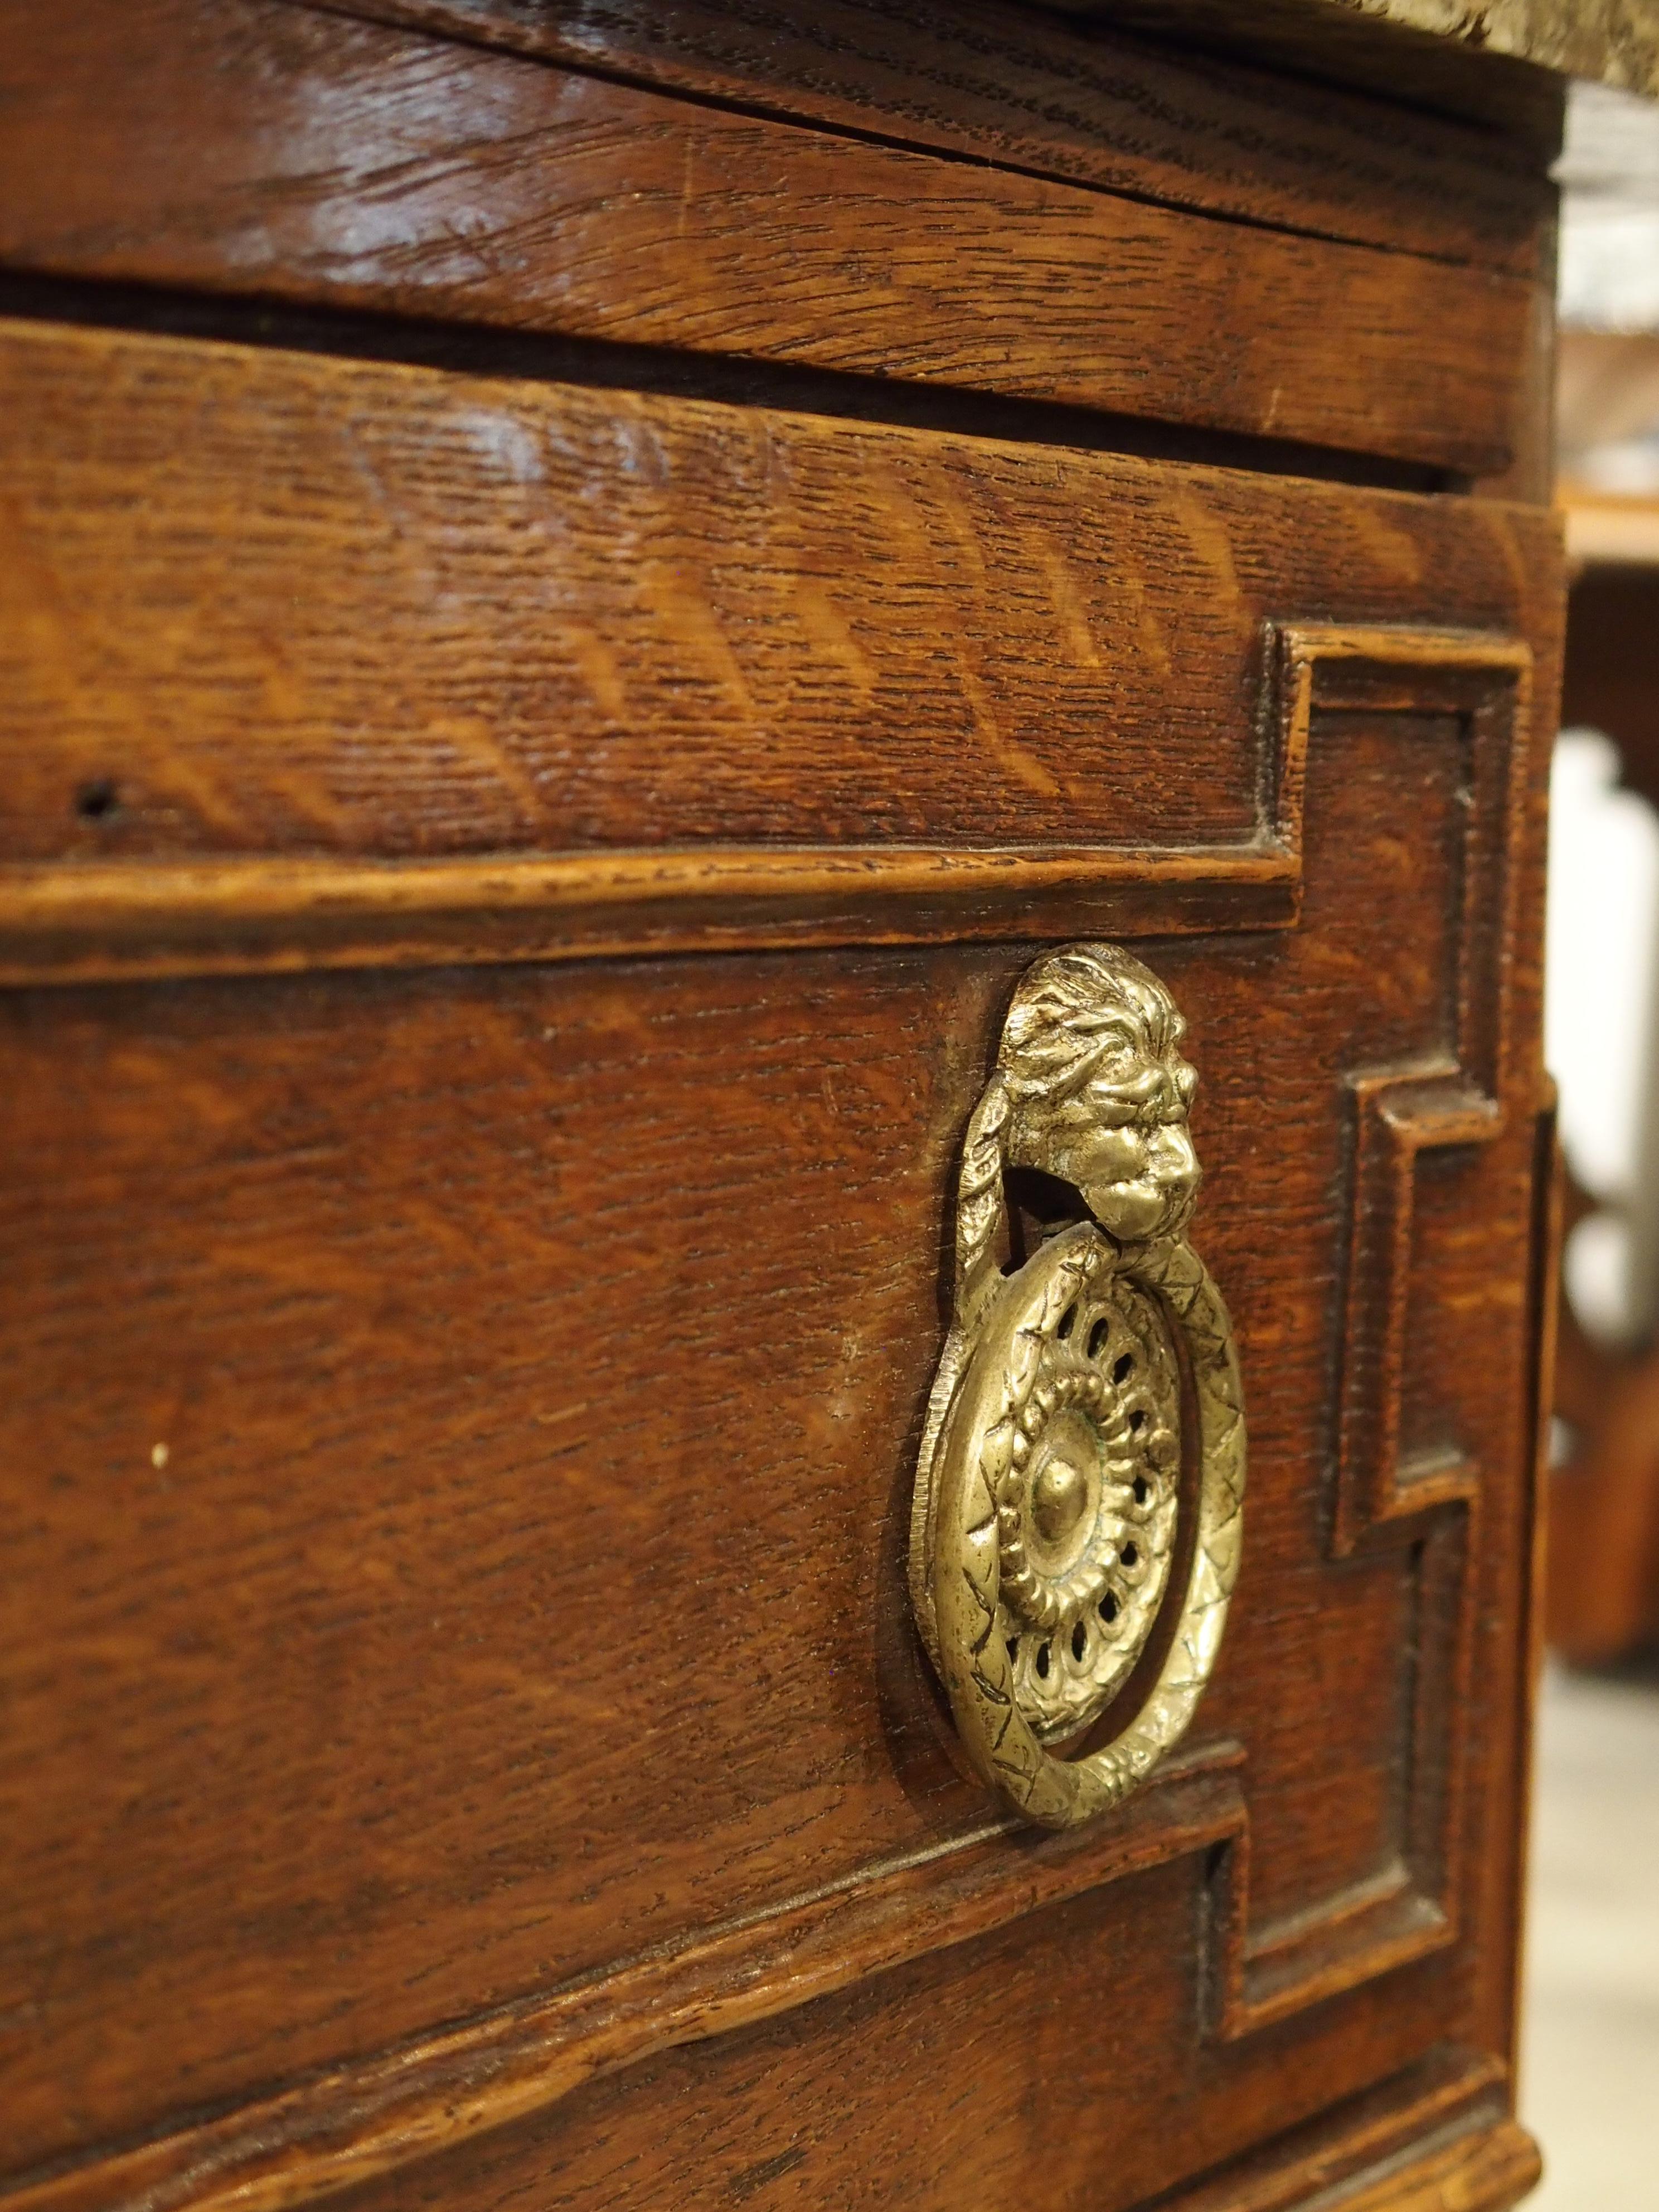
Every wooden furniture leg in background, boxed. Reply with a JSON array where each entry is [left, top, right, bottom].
[[1550, 1171, 1659, 1659], [1545, 539, 1659, 1660]]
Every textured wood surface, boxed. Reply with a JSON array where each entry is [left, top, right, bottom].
[[0, 0, 1534, 473], [1168, 2082, 1536, 2212], [0, 636, 1555, 2197], [0, 319, 1558, 884], [1307, 2116, 1540, 2212], [278, 0, 1550, 269], [3, 1767, 1244, 2212], [0, 3, 1564, 2206]]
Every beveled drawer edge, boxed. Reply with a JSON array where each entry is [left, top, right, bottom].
[[1302, 2112, 1540, 2212], [0, 842, 1297, 989], [2, 1753, 1245, 2212], [1177, 2102, 1537, 2212], [1170, 2070, 1530, 2212], [0, 625, 1531, 989]]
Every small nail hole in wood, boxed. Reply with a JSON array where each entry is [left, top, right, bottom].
[[75, 778, 120, 822]]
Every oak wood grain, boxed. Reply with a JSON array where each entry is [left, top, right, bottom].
[[0, 321, 1559, 917], [285, 0, 1551, 271], [3, 1762, 1244, 2212], [1313, 2117, 1541, 2212], [0, 0, 1533, 473], [1168, 2073, 1525, 2212], [0, 7, 1564, 2206], [302, 1953, 1525, 2212], [0, 646, 1553, 2191]]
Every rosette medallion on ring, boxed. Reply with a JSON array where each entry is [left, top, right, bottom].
[[996, 1270, 1180, 1743]]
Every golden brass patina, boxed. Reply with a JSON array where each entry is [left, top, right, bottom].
[[910, 944, 1245, 1830]]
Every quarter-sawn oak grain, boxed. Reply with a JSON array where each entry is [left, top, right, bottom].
[[0, 320, 1558, 879]]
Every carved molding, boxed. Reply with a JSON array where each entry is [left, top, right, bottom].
[[4, 1755, 1244, 2212], [0, 623, 1538, 2205], [1, 1743, 1527, 2212], [0, 624, 1526, 988], [1209, 622, 1531, 2038], [0, 842, 1297, 988]]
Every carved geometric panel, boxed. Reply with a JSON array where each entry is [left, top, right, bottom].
[[1211, 624, 1531, 2037]]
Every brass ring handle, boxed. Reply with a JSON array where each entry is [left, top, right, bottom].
[[909, 945, 1246, 1830]]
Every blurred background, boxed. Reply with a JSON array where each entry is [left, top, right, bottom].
[[1524, 76, 1659, 2212]]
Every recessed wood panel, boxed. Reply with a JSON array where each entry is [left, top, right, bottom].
[[0, 643, 1551, 2191], [315, 1866, 1439, 2212]]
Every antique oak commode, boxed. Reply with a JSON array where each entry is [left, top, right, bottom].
[[0, 3, 1613, 2209]]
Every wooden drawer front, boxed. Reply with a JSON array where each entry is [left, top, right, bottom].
[[0, 319, 1560, 984], [0, 314, 1556, 2206], [0, 0, 1536, 476]]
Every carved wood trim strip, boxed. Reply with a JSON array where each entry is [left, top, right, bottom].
[[0, 844, 1297, 989], [1, 1755, 1244, 2212], [1210, 622, 1531, 2040]]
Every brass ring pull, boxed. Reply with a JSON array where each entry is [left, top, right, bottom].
[[909, 945, 1245, 1830]]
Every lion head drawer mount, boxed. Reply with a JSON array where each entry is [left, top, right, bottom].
[[910, 945, 1245, 1829]]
